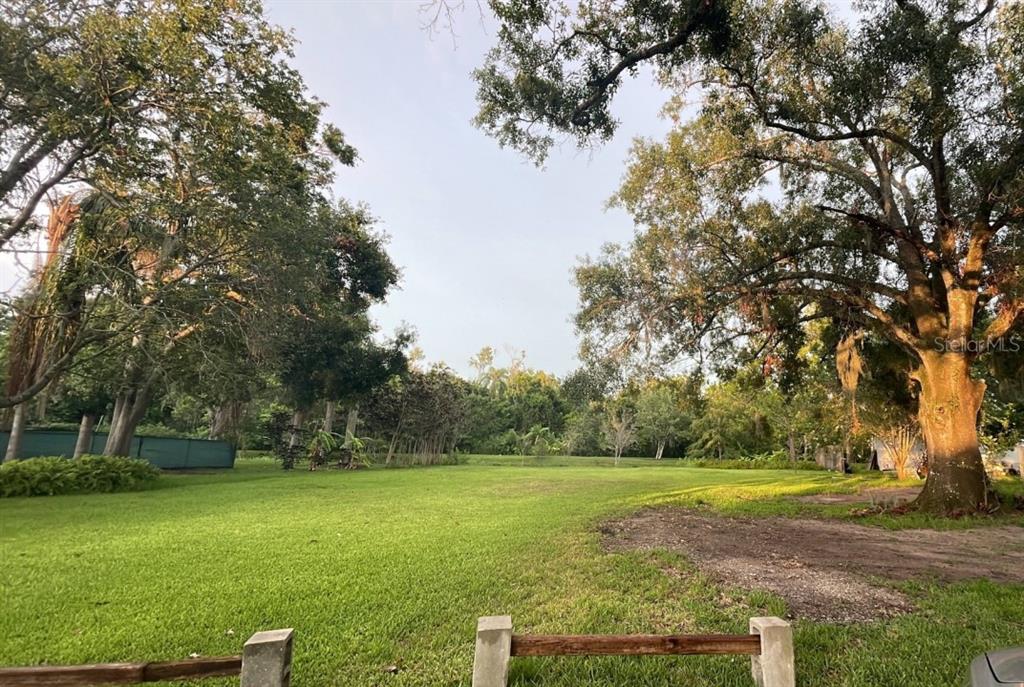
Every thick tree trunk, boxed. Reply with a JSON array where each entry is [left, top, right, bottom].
[[655, 440, 665, 460], [74, 413, 96, 458], [912, 350, 992, 513], [210, 401, 243, 442], [323, 401, 336, 433], [107, 407, 135, 456], [105, 396, 131, 456], [104, 385, 152, 456], [4, 403, 27, 462]]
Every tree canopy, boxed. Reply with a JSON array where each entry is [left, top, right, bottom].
[[0, 0, 402, 459]]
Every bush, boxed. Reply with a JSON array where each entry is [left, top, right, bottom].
[[0, 455, 160, 497], [678, 452, 825, 471]]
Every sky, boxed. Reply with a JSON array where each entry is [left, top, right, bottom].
[[262, 0, 674, 377], [0, 1, 675, 378]]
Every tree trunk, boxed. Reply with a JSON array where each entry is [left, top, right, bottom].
[[323, 401, 336, 433], [912, 351, 992, 513], [35, 389, 48, 423], [655, 440, 665, 460], [3, 403, 27, 462], [104, 385, 152, 456], [788, 432, 797, 463], [342, 406, 358, 447], [104, 395, 128, 454], [288, 409, 306, 449], [210, 401, 243, 442], [74, 413, 96, 458]]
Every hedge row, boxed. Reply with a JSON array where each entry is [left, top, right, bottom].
[[0, 455, 160, 498]]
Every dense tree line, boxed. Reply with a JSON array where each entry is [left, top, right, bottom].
[[357, 339, 1022, 464], [11, 325, 1019, 470]]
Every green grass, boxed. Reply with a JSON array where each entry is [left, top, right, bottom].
[[0, 458, 1021, 686], [461, 453, 716, 469], [461, 453, 817, 469]]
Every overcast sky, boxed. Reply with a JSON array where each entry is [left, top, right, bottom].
[[0, 1, 688, 377], [262, 0, 673, 377]]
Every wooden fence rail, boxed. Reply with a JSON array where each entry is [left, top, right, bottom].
[[0, 657, 241, 686], [0, 629, 292, 687], [510, 633, 763, 657], [473, 616, 795, 687]]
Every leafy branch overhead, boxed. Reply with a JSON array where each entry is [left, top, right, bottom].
[[473, 0, 728, 162], [0, 0, 359, 250]]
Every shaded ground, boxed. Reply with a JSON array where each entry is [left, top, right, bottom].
[[601, 508, 1024, 623], [794, 486, 922, 505]]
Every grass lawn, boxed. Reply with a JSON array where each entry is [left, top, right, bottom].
[[1, 458, 1021, 686]]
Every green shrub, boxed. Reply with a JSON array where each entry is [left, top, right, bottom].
[[0, 455, 160, 498], [678, 453, 824, 470]]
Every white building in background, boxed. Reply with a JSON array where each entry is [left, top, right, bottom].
[[868, 437, 927, 474], [868, 439, 1021, 477]]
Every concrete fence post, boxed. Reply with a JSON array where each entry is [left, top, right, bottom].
[[472, 616, 513, 687], [241, 628, 294, 687], [749, 617, 795, 687]]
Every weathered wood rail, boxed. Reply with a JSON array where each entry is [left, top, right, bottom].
[[510, 633, 763, 656], [0, 657, 241, 686], [0, 629, 292, 687], [473, 615, 795, 687]]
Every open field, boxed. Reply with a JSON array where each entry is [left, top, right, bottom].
[[1, 459, 1022, 686]]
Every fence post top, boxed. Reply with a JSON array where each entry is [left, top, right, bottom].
[[477, 616, 513, 632], [749, 617, 790, 631], [245, 628, 295, 647]]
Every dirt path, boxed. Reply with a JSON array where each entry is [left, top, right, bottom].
[[601, 509, 1024, 623]]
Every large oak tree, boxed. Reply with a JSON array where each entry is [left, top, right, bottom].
[[475, 0, 1023, 512]]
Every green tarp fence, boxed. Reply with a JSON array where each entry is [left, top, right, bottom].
[[0, 431, 235, 469]]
